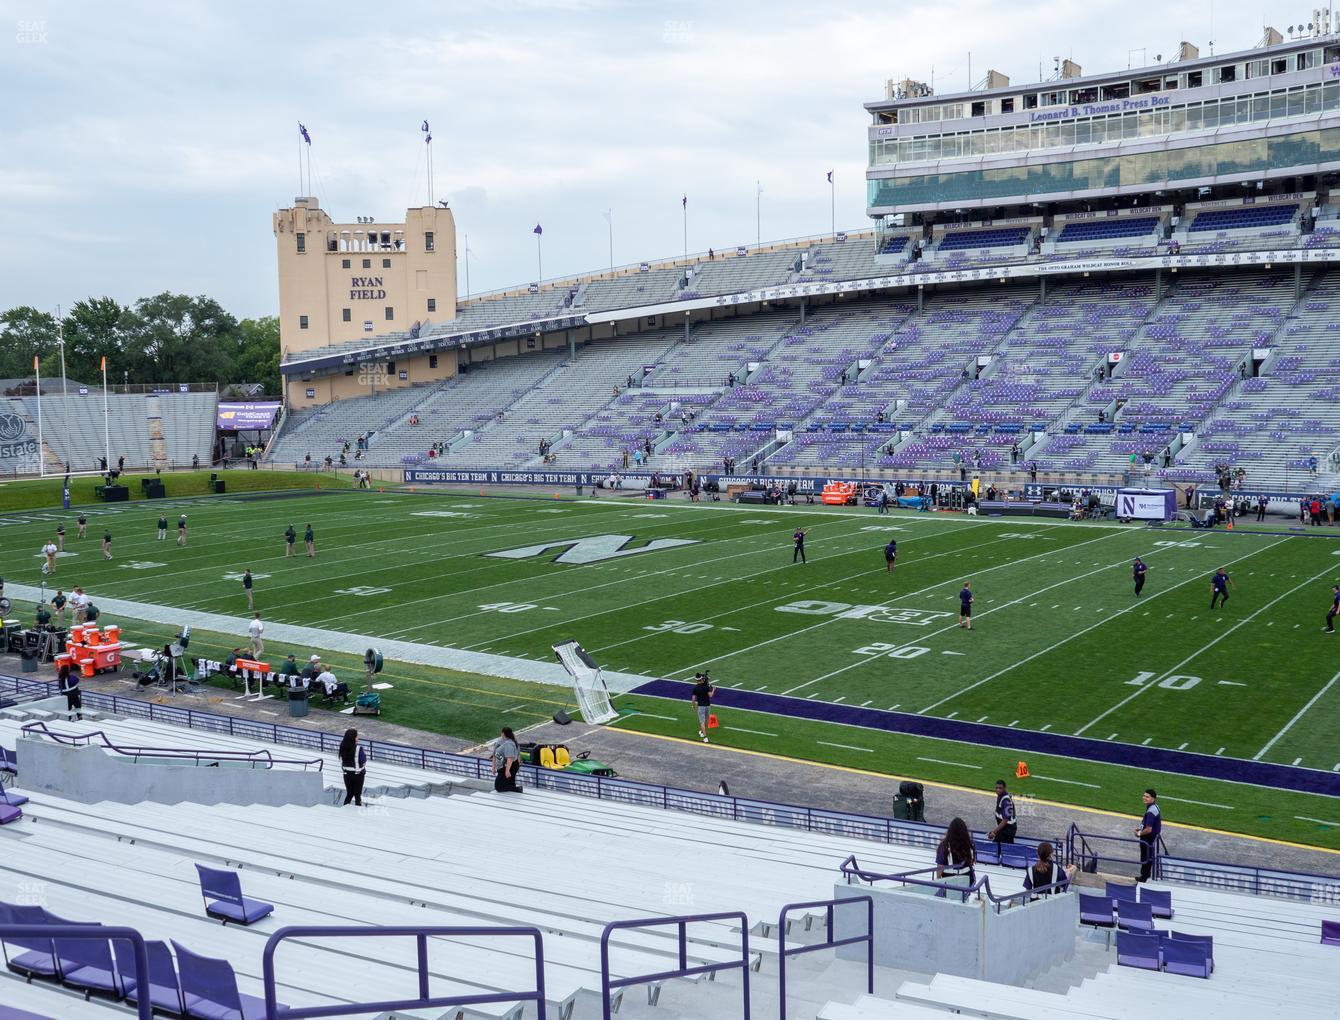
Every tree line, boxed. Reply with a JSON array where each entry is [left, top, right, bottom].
[[0, 294, 280, 395]]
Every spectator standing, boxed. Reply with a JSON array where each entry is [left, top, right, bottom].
[[55, 522, 65, 551], [157, 513, 168, 541], [248, 612, 264, 656], [285, 524, 297, 557], [493, 726, 522, 793], [77, 513, 87, 539], [304, 523, 315, 557], [690, 671, 716, 743], [987, 779, 1017, 845], [58, 659, 82, 722], [338, 728, 367, 807], [177, 514, 188, 546], [242, 569, 255, 610], [1135, 788, 1162, 882], [102, 528, 113, 561]]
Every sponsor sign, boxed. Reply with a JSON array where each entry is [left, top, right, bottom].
[[217, 401, 282, 431]]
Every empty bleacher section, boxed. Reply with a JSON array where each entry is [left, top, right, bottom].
[[796, 237, 904, 283], [452, 288, 575, 329], [679, 251, 798, 299], [12, 391, 218, 472], [577, 267, 683, 312], [3, 703, 1337, 1019], [1173, 199, 1303, 254]]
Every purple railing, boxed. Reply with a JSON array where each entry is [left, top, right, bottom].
[[777, 897, 872, 1020], [261, 924, 546, 1020], [1066, 824, 1166, 881], [0, 924, 152, 1020], [599, 912, 750, 1020], [18, 721, 324, 772], [838, 857, 1074, 911]]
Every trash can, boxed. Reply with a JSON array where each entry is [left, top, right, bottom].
[[287, 688, 309, 718], [19, 653, 36, 673], [896, 781, 925, 822]]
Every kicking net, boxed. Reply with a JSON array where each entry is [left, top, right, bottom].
[[552, 639, 617, 725]]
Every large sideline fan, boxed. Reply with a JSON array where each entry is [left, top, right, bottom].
[[552, 639, 617, 724]]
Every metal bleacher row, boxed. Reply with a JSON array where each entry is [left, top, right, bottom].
[[2, 706, 1337, 1019]]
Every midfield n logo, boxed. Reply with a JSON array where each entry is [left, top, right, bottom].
[[486, 533, 700, 565]]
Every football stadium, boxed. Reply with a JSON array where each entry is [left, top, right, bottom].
[[2, 6, 1340, 1019]]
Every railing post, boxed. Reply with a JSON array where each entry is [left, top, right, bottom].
[[416, 933, 430, 1000]]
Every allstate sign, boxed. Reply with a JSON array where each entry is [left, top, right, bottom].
[[0, 412, 37, 462]]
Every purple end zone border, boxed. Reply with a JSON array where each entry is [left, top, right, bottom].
[[630, 678, 1340, 798]]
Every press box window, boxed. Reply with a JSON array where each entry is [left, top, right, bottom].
[[296, 233, 306, 253], [341, 258, 350, 269], [424, 231, 434, 252], [299, 315, 309, 329], [382, 258, 391, 268], [429, 355, 439, 369], [362, 258, 371, 269], [342, 308, 351, 322], [426, 298, 437, 312]]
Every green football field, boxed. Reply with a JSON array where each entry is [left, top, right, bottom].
[[2, 483, 1339, 848]]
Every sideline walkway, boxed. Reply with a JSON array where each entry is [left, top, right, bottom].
[[5, 582, 647, 693]]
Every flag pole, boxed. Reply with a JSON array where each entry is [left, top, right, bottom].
[[101, 356, 110, 472], [537, 232, 543, 281], [464, 232, 471, 298], [830, 173, 836, 237], [756, 181, 762, 248], [604, 209, 613, 272], [34, 355, 43, 476], [296, 126, 303, 196], [681, 195, 687, 262], [56, 305, 68, 405]]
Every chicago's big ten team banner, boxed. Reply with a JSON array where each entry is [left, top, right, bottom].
[[1116, 488, 1177, 521]]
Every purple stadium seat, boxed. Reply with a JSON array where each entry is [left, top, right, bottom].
[[1321, 920, 1340, 946], [972, 839, 1000, 866], [1139, 887, 1174, 919], [1116, 899, 1155, 932], [1105, 882, 1138, 903], [0, 1007, 54, 1020], [113, 938, 184, 1015], [1161, 937, 1211, 978], [1168, 932, 1213, 972], [0, 786, 29, 809], [1000, 843, 1034, 869], [54, 933, 120, 999], [1116, 930, 1162, 971], [172, 940, 283, 1020], [0, 903, 59, 981], [194, 865, 274, 927], [1078, 893, 1115, 928], [0, 801, 19, 826]]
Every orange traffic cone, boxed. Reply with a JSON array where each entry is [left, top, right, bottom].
[[1226, 516, 1233, 530], [555, 492, 562, 500], [1015, 761, 1030, 779]]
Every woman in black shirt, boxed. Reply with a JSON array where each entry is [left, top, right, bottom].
[[338, 728, 366, 807]]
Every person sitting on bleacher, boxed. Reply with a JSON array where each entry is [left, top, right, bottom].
[[934, 817, 976, 899], [1022, 842, 1076, 899], [315, 667, 351, 704]]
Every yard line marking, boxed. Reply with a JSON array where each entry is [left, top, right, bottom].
[[1106, 732, 1118, 740], [941, 650, 966, 656], [1295, 815, 1340, 827], [1073, 538, 1301, 736], [1217, 681, 1247, 687], [502, 702, 530, 712], [1040, 724, 1052, 731], [756, 686, 769, 691], [1030, 775, 1099, 788], [917, 756, 980, 769], [888, 704, 900, 711], [1215, 747, 1225, 755], [832, 696, 846, 704], [1253, 669, 1340, 761], [1141, 738, 1152, 745], [630, 712, 677, 721], [1292, 757, 1303, 766], [730, 727, 779, 737], [1161, 796, 1233, 810], [976, 715, 989, 722], [1334, 764, 1340, 773], [860, 700, 873, 707], [819, 741, 872, 753], [945, 711, 958, 719], [1177, 742, 1188, 750]]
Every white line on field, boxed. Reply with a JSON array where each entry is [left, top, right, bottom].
[[1141, 738, 1152, 745], [1295, 815, 1340, 827], [633, 712, 677, 721], [1161, 796, 1233, 810], [819, 741, 873, 753], [1292, 757, 1303, 766], [1253, 669, 1340, 761], [1177, 742, 1188, 750], [730, 727, 779, 737], [1030, 775, 1100, 788], [917, 756, 980, 769]]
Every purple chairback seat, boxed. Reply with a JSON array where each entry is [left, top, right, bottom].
[[54, 932, 119, 999], [0, 1007, 54, 1020], [1116, 930, 1161, 971], [1322, 919, 1340, 946], [1078, 893, 1115, 927], [194, 865, 274, 927], [1139, 887, 1173, 918], [172, 940, 282, 1020], [1105, 882, 1138, 903], [1168, 931, 1214, 972], [1116, 899, 1155, 932], [972, 839, 1000, 866], [113, 937, 184, 1015], [1000, 843, 1034, 869], [0, 785, 29, 809], [0, 903, 59, 980], [1161, 937, 1211, 978]]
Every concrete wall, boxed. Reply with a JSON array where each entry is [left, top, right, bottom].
[[17, 737, 324, 808], [832, 881, 1076, 986]]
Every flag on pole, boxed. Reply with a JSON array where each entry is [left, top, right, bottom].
[[422, 120, 431, 143], [299, 123, 311, 145], [100, 356, 106, 372], [34, 355, 38, 370], [533, 223, 543, 235], [826, 170, 833, 183], [421, 119, 430, 133], [682, 195, 687, 209]]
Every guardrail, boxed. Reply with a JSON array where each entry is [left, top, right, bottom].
[[0, 924, 152, 1020], [18, 720, 325, 772], [839, 856, 1074, 912], [777, 896, 872, 1020], [599, 912, 750, 1020], [4, 672, 1340, 903], [1066, 823, 1166, 881], [261, 924, 547, 1020]]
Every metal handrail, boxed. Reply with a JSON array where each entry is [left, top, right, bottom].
[[0, 924, 152, 1020], [599, 912, 750, 1020], [19, 721, 324, 772], [777, 896, 873, 1020], [839, 856, 1074, 912], [261, 924, 547, 1020], [1066, 823, 1166, 880]]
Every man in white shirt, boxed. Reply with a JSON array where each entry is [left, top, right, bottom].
[[247, 613, 265, 657], [41, 540, 58, 575], [315, 668, 350, 703], [69, 587, 88, 624]]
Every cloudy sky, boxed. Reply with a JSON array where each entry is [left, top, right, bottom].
[[0, 0, 1285, 318]]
